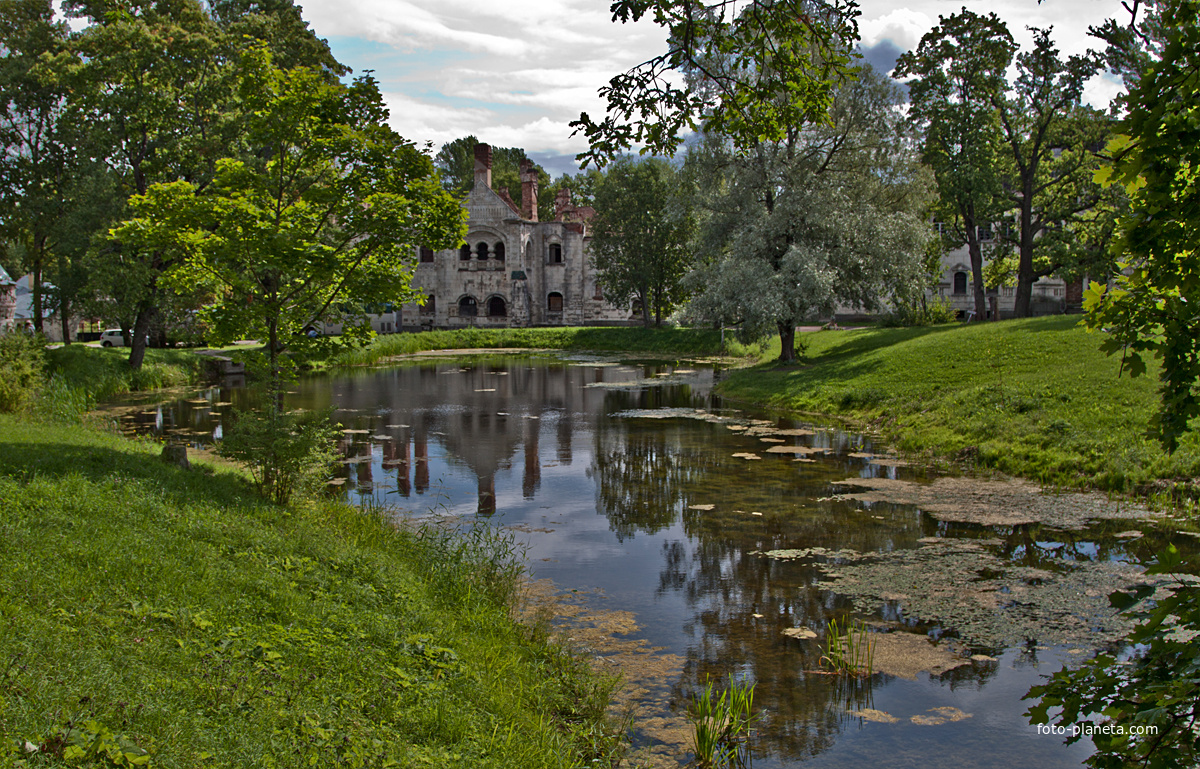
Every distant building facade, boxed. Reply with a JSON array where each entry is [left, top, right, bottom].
[[398, 143, 631, 330], [932, 225, 1075, 319], [0, 266, 15, 331]]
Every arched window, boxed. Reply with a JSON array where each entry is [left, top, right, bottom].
[[476, 242, 489, 259], [548, 243, 562, 264], [487, 296, 507, 317], [459, 245, 471, 261], [953, 271, 968, 295], [420, 294, 435, 315], [547, 292, 563, 313], [458, 296, 478, 317], [494, 242, 505, 261]]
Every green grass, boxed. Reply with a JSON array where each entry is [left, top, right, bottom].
[[718, 316, 1200, 491], [45, 345, 206, 401], [330, 326, 755, 367], [0, 415, 620, 767]]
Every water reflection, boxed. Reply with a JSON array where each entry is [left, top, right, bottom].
[[119, 354, 1176, 768]]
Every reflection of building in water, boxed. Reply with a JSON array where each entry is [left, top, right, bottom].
[[316, 360, 642, 514]]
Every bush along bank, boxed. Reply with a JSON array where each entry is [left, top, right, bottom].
[[328, 326, 762, 367], [717, 316, 1200, 493], [0, 415, 623, 768]]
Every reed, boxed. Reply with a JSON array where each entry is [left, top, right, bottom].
[[688, 676, 756, 768], [820, 617, 876, 677]]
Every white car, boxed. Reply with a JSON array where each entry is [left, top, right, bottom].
[[100, 329, 128, 347]]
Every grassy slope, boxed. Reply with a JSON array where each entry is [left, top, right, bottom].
[[0, 416, 614, 767], [718, 316, 1200, 490], [45, 345, 206, 400]]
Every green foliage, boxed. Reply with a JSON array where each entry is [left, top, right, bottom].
[[894, 9, 1013, 320], [117, 48, 465, 382], [434, 136, 557, 219], [0, 414, 623, 767], [217, 402, 339, 506], [0, 332, 45, 413], [1025, 546, 1200, 768], [44, 344, 202, 402], [1084, 0, 1200, 453], [819, 617, 875, 676], [591, 157, 694, 326], [688, 677, 756, 769], [879, 297, 958, 327], [571, 0, 859, 165], [329, 326, 730, 366], [683, 65, 933, 362], [716, 316, 1200, 490]]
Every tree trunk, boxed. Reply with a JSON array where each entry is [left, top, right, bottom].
[[59, 297, 71, 344], [778, 321, 796, 363], [640, 290, 651, 328], [965, 221, 987, 320], [32, 253, 44, 334], [1013, 180, 1036, 318], [127, 304, 155, 370]]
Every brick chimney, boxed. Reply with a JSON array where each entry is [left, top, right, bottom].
[[519, 158, 538, 221], [553, 187, 572, 220], [474, 143, 492, 190]]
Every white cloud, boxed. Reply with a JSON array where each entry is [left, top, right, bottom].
[[859, 8, 934, 51]]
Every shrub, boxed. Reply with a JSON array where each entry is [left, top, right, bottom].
[[0, 331, 45, 413], [217, 402, 340, 505]]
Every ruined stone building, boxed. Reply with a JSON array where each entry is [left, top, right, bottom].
[[397, 143, 632, 329]]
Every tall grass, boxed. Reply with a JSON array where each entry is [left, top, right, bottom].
[[45, 344, 202, 402], [820, 617, 876, 677], [688, 677, 757, 769]]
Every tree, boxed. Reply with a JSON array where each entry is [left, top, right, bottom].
[[1083, 0, 1200, 453], [894, 10, 1014, 322], [571, 0, 860, 166], [684, 66, 932, 361], [0, 0, 73, 335], [1026, 6, 1200, 766], [65, 0, 234, 368], [114, 51, 465, 502], [591, 157, 693, 326], [115, 49, 466, 385], [993, 28, 1103, 317]]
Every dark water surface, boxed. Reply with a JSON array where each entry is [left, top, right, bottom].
[[120, 353, 1154, 768]]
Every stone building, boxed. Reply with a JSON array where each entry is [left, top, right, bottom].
[[0, 266, 15, 331], [397, 144, 631, 330], [932, 226, 1074, 319]]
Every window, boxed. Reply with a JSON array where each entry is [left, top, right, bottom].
[[458, 296, 478, 317], [548, 243, 562, 264], [487, 296, 507, 317], [494, 242, 505, 261], [419, 247, 434, 263], [1002, 286, 1013, 297], [459, 245, 471, 261], [547, 292, 563, 313], [476, 242, 489, 259], [420, 295, 435, 315], [953, 272, 968, 295], [978, 225, 994, 241], [593, 282, 603, 300]]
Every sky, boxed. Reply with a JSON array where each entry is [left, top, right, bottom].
[[297, 0, 1128, 177]]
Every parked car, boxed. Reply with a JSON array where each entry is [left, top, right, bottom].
[[100, 329, 126, 347]]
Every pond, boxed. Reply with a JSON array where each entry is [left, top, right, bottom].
[[110, 352, 1184, 768]]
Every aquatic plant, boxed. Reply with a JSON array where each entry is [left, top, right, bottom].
[[820, 617, 876, 677], [688, 676, 756, 768]]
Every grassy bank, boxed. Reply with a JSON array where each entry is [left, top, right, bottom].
[[0, 416, 618, 767], [329, 326, 751, 366], [718, 316, 1200, 491], [45, 345, 206, 401]]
